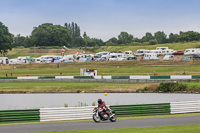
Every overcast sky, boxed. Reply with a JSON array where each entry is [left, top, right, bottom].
[[1, 0, 200, 41]]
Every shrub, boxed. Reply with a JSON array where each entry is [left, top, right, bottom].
[[156, 82, 187, 92]]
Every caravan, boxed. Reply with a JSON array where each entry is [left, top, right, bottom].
[[184, 48, 200, 55], [0, 57, 9, 64], [135, 49, 150, 56], [109, 53, 126, 61], [143, 53, 159, 60], [154, 47, 174, 55]]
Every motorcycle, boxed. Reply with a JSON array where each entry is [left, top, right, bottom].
[[93, 106, 116, 123]]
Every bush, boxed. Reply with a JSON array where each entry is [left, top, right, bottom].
[[156, 82, 187, 92], [149, 40, 158, 45]]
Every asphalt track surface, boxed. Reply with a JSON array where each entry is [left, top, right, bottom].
[[0, 116, 200, 133]]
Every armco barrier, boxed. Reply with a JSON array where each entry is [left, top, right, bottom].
[[150, 76, 170, 79], [130, 76, 150, 79], [55, 76, 74, 79], [170, 101, 200, 114], [74, 76, 91, 79], [0, 109, 40, 123], [17, 77, 38, 79], [112, 76, 130, 79], [0, 77, 17, 79], [192, 75, 200, 79], [40, 106, 94, 122], [110, 103, 170, 116], [38, 76, 55, 79]]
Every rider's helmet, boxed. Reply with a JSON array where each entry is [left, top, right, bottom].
[[98, 99, 102, 104]]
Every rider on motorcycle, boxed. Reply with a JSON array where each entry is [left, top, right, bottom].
[[97, 99, 110, 117]]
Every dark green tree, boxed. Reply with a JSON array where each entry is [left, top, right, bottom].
[[154, 31, 167, 44], [178, 31, 200, 42], [142, 32, 154, 42], [64, 22, 81, 47], [0, 21, 13, 56], [13, 34, 26, 47], [31, 23, 71, 47], [118, 32, 133, 44], [168, 33, 179, 43], [105, 37, 118, 46]]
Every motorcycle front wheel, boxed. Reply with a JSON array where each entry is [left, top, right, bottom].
[[93, 114, 100, 123], [110, 114, 116, 122]]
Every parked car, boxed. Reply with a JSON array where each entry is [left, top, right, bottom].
[[172, 51, 184, 55], [163, 55, 174, 61]]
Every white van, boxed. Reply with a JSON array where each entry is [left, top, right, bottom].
[[163, 55, 174, 61], [135, 49, 150, 56], [109, 53, 126, 61], [184, 48, 200, 55], [40, 55, 57, 63], [144, 53, 159, 60], [124, 51, 133, 57], [0, 57, 9, 64]]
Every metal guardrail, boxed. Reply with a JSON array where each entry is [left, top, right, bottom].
[[0, 109, 40, 123], [1, 101, 200, 123], [40, 106, 94, 122], [110, 103, 171, 116], [170, 100, 200, 114]]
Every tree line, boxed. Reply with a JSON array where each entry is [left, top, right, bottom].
[[1, 20, 200, 56]]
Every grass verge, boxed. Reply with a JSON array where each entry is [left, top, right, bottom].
[[42, 124, 200, 133]]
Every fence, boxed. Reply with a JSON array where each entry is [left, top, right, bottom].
[[170, 100, 200, 114], [40, 106, 94, 122], [0, 109, 40, 124], [1, 101, 200, 123], [1, 75, 200, 80], [110, 103, 170, 116]]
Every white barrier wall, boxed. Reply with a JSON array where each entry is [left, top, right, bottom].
[[40, 106, 94, 122], [170, 100, 200, 114], [130, 76, 150, 79], [170, 75, 192, 79], [103, 76, 112, 79], [55, 76, 74, 79], [17, 77, 39, 79]]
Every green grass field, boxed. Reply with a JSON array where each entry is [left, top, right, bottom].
[[43, 124, 200, 133], [0, 82, 157, 93], [2, 41, 200, 58], [1, 61, 200, 77], [89, 41, 200, 53], [0, 82, 199, 93]]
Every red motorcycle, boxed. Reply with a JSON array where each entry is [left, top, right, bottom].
[[93, 106, 116, 123]]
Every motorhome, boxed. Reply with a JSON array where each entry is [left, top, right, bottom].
[[184, 48, 200, 55], [0, 57, 9, 64], [124, 51, 134, 58], [17, 56, 31, 64], [40, 55, 57, 63], [155, 47, 174, 55], [135, 49, 150, 56], [109, 53, 126, 61], [95, 51, 109, 58], [143, 53, 159, 60], [33, 58, 41, 63]]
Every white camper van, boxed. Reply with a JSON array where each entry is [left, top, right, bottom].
[[109, 53, 126, 61], [144, 53, 159, 60], [184, 48, 200, 55], [0, 57, 9, 64], [155, 47, 174, 55], [163, 55, 174, 61], [135, 49, 150, 56]]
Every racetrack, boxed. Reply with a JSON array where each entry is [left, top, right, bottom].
[[0, 116, 200, 133]]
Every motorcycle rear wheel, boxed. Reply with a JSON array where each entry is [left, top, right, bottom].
[[93, 114, 100, 123]]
